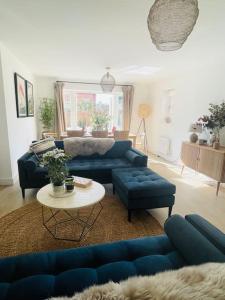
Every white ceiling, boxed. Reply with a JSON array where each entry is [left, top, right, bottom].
[[0, 0, 225, 83]]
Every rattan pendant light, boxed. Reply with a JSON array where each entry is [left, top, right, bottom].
[[147, 0, 199, 51], [100, 67, 116, 93]]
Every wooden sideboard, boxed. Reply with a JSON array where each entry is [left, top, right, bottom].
[[181, 142, 225, 195]]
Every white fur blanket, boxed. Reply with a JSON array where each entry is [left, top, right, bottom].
[[64, 137, 115, 157], [49, 263, 225, 300]]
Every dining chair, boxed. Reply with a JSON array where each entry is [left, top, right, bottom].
[[42, 132, 58, 139], [114, 130, 129, 140], [67, 129, 84, 137], [91, 130, 108, 138]]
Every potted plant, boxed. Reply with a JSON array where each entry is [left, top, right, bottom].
[[198, 101, 225, 148], [91, 111, 111, 130], [39, 98, 55, 134], [42, 149, 70, 196]]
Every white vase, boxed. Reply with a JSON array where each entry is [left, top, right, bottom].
[[51, 183, 65, 196]]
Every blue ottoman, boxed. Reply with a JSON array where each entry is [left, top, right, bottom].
[[112, 167, 176, 222]]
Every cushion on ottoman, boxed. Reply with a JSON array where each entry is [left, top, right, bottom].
[[112, 167, 176, 200]]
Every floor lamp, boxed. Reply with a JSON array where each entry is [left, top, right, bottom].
[[136, 104, 151, 154]]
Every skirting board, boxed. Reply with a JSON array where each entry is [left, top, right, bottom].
[[0, 175, 18, 186]]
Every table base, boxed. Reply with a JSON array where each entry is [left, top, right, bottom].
[[41, 202, 103, 242]]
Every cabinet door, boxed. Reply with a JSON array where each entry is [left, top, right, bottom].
[[198, 148, 224, 181], [181, 143, 199, 170]]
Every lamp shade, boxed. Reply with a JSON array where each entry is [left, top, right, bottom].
[[100, 68, 116, 93], [147, 0, 199, 51], [138, 104, 151, 119]]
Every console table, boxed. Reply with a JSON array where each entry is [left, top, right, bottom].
[[181, 142, 225, 195]]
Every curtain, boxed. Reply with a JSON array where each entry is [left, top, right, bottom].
[[54, 82, 66, 137], [122, 85, 134, 131]]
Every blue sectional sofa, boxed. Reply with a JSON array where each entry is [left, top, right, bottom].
[[18, 140, 148, 198], [0, 214, 225, 300]]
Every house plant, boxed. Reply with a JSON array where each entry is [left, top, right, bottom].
[[42, 149, 70, 196], [198, 101, 225, 148], [91, 111, 111, 130], [39, 98, 55, 132]]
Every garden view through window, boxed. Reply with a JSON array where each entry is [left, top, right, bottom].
[[63, 89, 124, 132]]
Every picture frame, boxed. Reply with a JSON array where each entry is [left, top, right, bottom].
[[14, 73, 27, 118], [26, 80, 34, 117]]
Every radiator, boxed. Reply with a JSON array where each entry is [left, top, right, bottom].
[[158, 137, 171, 156]]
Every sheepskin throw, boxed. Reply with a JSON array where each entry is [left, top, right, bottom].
[[64, 137, 115, 157], [49, 263, 225, 300]]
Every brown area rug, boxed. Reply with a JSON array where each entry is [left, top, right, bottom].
[[0, 195, 163, 257]]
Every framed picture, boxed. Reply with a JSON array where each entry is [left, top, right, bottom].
[[14, 73, 27, 118], [26, 81, 34, 117]]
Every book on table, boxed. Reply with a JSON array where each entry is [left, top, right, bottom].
[[74, 176, 92, 188]]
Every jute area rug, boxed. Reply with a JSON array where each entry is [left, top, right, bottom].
[[0, 195, 163, 257]]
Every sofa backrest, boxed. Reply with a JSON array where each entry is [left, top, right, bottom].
[[54, 140, 132, 159], [164, 215, 225, 265]]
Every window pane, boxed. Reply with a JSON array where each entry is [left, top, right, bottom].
[[63, 88, 123, 131]]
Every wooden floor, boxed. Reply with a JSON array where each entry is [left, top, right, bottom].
[[0, 155, 225, 231]]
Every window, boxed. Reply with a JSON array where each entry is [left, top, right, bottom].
[[63, 88, 123, 132]]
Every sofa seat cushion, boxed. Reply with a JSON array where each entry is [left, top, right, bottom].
[[112, 167, 176, 199], [0, 235, 185, 300], [67, 158, 132, 172]]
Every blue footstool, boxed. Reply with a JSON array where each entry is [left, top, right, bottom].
[[112, 167, 176, 222]]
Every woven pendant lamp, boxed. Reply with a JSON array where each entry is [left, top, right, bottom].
[[147, 0, 199, 51], [100, 67, 116, 93]]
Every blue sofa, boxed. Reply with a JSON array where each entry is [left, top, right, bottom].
[[18, 140, 148, 198], [0, 214, 225, 300]]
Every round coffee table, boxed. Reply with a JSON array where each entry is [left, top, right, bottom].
[[37, 181, 105, 242]]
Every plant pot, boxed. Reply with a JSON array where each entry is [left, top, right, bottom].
[[190, 133, 198, 143], [51, 183, 65, 196], [213, 141, 220, 150], [65, 176, 75, 192]]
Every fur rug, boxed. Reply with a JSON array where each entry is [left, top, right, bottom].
[[64, 137, 115, 157], [49, 263, 225, 300]]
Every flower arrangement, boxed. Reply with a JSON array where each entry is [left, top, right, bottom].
[[197, 102, 225, 141], [41, 149, 70, 186]]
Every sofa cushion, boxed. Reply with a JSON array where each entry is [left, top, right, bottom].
[[125, 150, 147, 166], [29, 138, 56, 160], [67, 158, 132, 172], [185, 214, 225, 254], [164, 215, 225, 265], [0, 235, 185, 300], [112, 167, 176, 199], [61, 140, 132, 160]]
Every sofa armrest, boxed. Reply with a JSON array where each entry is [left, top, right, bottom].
[[185, 214, 225, 254], [164, 215, 225, 265], [17, 152, 39, 188], [125, 149, 148, 167]]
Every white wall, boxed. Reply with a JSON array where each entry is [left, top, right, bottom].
[[35, 76, 56, 138], [147, 63, 225, 162], [0, 43, 37, 184], [0, 55, 12, 183]]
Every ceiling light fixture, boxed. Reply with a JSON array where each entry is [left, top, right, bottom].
[[100, 67, 116, 93], [147, 0, 199, 51]]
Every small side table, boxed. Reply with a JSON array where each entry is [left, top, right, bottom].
[[37, 181, 105, 242]]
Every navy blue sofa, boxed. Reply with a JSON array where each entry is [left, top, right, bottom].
[[18, 140, 148, 198], [0, 214, 225, 300]]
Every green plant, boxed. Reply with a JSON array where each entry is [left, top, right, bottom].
[[39, 98, 55, 130], [206, 102, 225, 139], [91, 111, 111, 130], [41, 149, 70, 186]]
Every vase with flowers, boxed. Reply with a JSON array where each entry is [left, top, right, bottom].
[[197, 101, 225, 149], [42, 149, 70, 196]]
